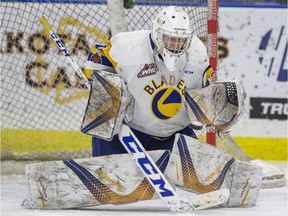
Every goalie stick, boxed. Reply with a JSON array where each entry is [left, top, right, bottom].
[[39, 17, 229, 212]]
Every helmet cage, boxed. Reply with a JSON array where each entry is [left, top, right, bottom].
[[158, 28, 192, 56], [157, 28, 192, 56]]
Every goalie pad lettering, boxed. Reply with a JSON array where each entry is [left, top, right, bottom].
[[24, 150, 170, 209], [81, 70, 133, 140], [164, 134, 262, 207], [185, 79, 246, 132]]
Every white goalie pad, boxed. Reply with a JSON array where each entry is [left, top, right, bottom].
[[250, 159, 287, 189], [164, 134, 263, 207], [24, 135, 263, 209], [216, 133, 287, 188], [185, 79, 246, 132], [81, 70, 132, 140], [24, 150, 170, 209]]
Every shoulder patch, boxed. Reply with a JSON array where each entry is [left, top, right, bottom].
[[89, 53, 102, 64]]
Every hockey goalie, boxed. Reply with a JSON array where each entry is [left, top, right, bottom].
[[24, 6, 284, 212]]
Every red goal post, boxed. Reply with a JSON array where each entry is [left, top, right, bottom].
[[207, 0, 219, 145], [1, 0, 218, 163]]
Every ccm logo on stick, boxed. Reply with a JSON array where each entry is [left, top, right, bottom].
[[122, 134, 174, 197], [51, 33, 70, 57]]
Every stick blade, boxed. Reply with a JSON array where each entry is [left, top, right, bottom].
[[192, 188, 230, 210], [167, 188, 230, 212]]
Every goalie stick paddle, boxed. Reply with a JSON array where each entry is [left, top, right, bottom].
[[39, 16, 230, 212]]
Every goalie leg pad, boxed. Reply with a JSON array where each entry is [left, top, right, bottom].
[[24, 135, 262, 209], [227, 160, 262, 207], [164, 134, 262, 207], [216, 133, 286, 189], [250, 159, 287, 189], [24, 150, 170, 209]]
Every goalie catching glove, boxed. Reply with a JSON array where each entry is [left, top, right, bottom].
[[185, 79, 246, 132]]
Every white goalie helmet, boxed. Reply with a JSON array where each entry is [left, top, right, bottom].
[[152, 6, 193, 72]]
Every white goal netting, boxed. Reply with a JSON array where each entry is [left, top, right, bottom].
[[1, 0, 213, 162]]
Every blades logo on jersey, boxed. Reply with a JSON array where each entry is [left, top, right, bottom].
[[151, 87, 182, 120], [137, 63, 157, 78]]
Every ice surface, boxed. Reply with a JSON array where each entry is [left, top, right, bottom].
[[1, 161, 287, 216]]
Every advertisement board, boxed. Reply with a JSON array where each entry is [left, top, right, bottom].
[[218, 7, 287, 139]]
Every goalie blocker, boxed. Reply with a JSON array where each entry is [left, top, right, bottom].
[[24, 133, 262, 209]]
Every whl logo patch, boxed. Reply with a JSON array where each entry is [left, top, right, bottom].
[[137, 63, 157, 78]]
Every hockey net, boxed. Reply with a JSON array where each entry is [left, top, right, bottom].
[[1, 0, 216, 165]]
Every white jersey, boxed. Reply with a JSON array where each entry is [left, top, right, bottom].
[[85, 30, 212, 137]]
